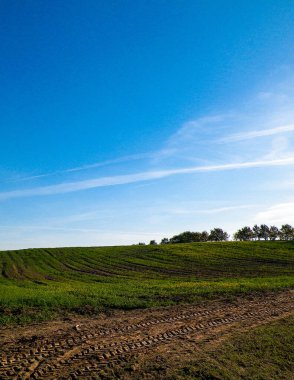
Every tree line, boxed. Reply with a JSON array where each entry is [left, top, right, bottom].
[[141, 224, 294, 245], [233, 224, 294, 241]]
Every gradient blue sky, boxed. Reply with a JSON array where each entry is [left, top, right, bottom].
[[1, 1, 294, 249]]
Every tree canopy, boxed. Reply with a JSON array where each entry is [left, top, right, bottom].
[[145, 224, 294, 245]]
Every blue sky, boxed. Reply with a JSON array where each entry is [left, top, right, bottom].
[[1, 1, 294, 249]]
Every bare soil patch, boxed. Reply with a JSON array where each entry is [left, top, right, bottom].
[[0, 290, 293, 379]]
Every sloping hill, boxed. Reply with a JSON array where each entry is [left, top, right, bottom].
[[0, 242, 294, 324]]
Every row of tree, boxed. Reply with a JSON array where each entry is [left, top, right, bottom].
[[147, 228, 229, 245], [144, 224, 294, 245], [233, 224, 294, 241]]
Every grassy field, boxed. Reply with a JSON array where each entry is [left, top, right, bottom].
[[0, 241, 294, 325]]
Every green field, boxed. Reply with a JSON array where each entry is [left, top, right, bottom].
[[0, 241, 294, 325]]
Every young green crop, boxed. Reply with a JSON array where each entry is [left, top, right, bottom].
[[0, 241, 293, 325]]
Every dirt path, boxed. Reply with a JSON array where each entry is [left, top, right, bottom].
[[0, 290, 293, 379]]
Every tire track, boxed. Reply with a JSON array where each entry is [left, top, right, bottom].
[[0, 292, 293, 379], [62, 304, 294, 379], [1, 298, 293, 378], [2, 293, 291, 358]]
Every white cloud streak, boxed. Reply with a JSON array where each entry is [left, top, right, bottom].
[[161, 204, 257, 215], [1, 156, 294, 201], [221, 124, 294, 143], [16, 152, 155, 181], [255, 202, 294, 224], [167, 114, 231, 146]]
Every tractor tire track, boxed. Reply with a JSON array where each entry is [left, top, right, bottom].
[[63, 303, 294, 379], [0, 291, 293, 379]]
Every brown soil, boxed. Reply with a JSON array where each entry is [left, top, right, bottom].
[[0, 290, 293, 379]]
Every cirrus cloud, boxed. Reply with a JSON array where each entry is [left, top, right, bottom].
[[1, 156, 294, 201]]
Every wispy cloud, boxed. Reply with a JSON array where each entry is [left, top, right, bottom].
[[167, 114, 231, 146], [16, 152, 155, 181], [192, 204, 257, 215], [8, 71, 294, 185], [265, 178, 294, 190], [220, 124, 294, 143], [148, 113, 239, 166], [1, 156, 294, 201], [156, 202, 257, 215], [254, 202, 294, 224]]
